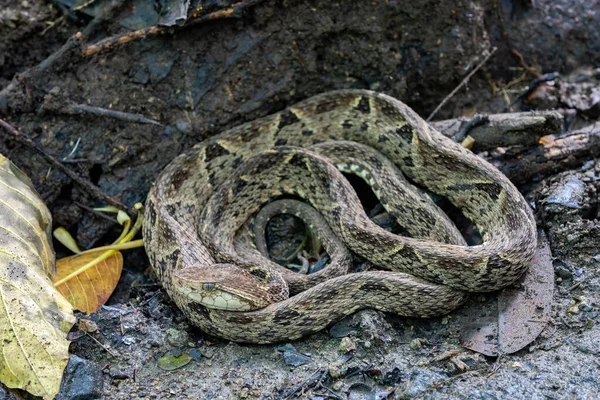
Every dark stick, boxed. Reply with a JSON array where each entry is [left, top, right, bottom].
[[0, 118, 134, 215], [426, 47, 497, 122], [508, 71, 560, 109], [75, 202, 119, 224], [452, 114, 490, 143]]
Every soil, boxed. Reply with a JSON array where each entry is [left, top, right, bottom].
[[0, 1, 599, 399]]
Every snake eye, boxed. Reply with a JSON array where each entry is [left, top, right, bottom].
[[202, 283, 216, 290], [248, 267, 270, 282]]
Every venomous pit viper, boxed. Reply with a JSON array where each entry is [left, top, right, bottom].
[[143, 90, 537, 343]]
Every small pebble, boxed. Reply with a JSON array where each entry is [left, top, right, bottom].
[[555, 266, 573, 280], [122, 336, 136, 345], [108, 366, 130, 380], [281, 349, 312, 367], [328, 360, 348, 378], [585, 319, 595, 329], [339, 337, 357, 353], [409, 338, 428, 350], [331, 380, 344, 391], [568, 304, 581, 314], [188, 349, 202, 361], [166, 328, 189, 347]]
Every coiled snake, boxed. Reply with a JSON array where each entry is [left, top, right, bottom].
[[143, 90, 537, 343]]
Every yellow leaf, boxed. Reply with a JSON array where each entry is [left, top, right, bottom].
[[0, 154, 75, 400], [55, 250, 123, 314]]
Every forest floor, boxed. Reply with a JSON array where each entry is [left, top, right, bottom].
[[1, 1, 599, 399]]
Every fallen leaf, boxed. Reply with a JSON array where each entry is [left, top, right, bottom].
[[157, 353, 192, 371], [459, 230, 554, 356], [55, 250, 123, 314], [0, 154, 75, 400]]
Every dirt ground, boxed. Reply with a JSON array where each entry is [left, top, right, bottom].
[[1, 1, 599, 399]]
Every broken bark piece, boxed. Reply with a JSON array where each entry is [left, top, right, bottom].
[[485, 122, 600, 185], [431, 110, 563, 151]]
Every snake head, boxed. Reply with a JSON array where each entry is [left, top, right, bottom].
[[172, 264, 280, 311]]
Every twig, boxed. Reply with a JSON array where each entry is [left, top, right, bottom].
[[0, 118, 134, 215], [75, 202, 119, 224], [64, 137, 81, 160], [430, 368, 484, 390], [84, 332, 118, 358], [559, 315, 572, 329], [426, 47, 497, 122], [511, 48, 541, 78], [101, 305, 136, 316], [83, 0, 268, 57], [452, 114, 490, 142], [62, 158, 90, 163], [67, 104, 162, 126], [139, 292, 161, 307], [508, 71, 560, 109], [281, 367, 328, 400], [41, 90, 163, 126]]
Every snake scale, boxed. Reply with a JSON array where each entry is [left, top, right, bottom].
[[143, 90, 537, 344]]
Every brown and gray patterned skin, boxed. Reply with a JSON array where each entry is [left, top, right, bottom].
[[248, 199, 355, 294], [143, 90, 537, 344]]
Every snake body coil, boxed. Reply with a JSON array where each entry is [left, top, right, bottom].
[[143, 90, 536, 343]]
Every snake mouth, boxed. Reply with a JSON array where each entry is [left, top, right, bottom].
[[174, 278, 255, 311]]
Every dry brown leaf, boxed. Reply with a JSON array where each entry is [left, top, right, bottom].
[[459, 231, 554, 356], [55, 250, 123, 314]]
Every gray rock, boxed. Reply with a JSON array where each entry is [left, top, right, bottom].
[[282, 351, 312, 367], [188, 349, 202, 361], [56, 355, 103, 400], [166, 328, 190, 347], [545, 175, 585, 209], [276, 343, 312, 366], [405, 368, 447, 398], [108, 365, 130, 380]]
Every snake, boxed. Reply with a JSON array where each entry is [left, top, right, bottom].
[[143, 89, 537, 344]]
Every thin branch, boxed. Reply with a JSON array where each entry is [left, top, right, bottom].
[[0, 118, 134, 215], [83, 0, 268, 57], [84, 332, 119, 358], [426, 47, 497, 122], [67, 104, 162, 126], [75, 202, 119, 224]]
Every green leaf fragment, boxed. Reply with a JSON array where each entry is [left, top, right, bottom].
[[157, 354, 192, 371]]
